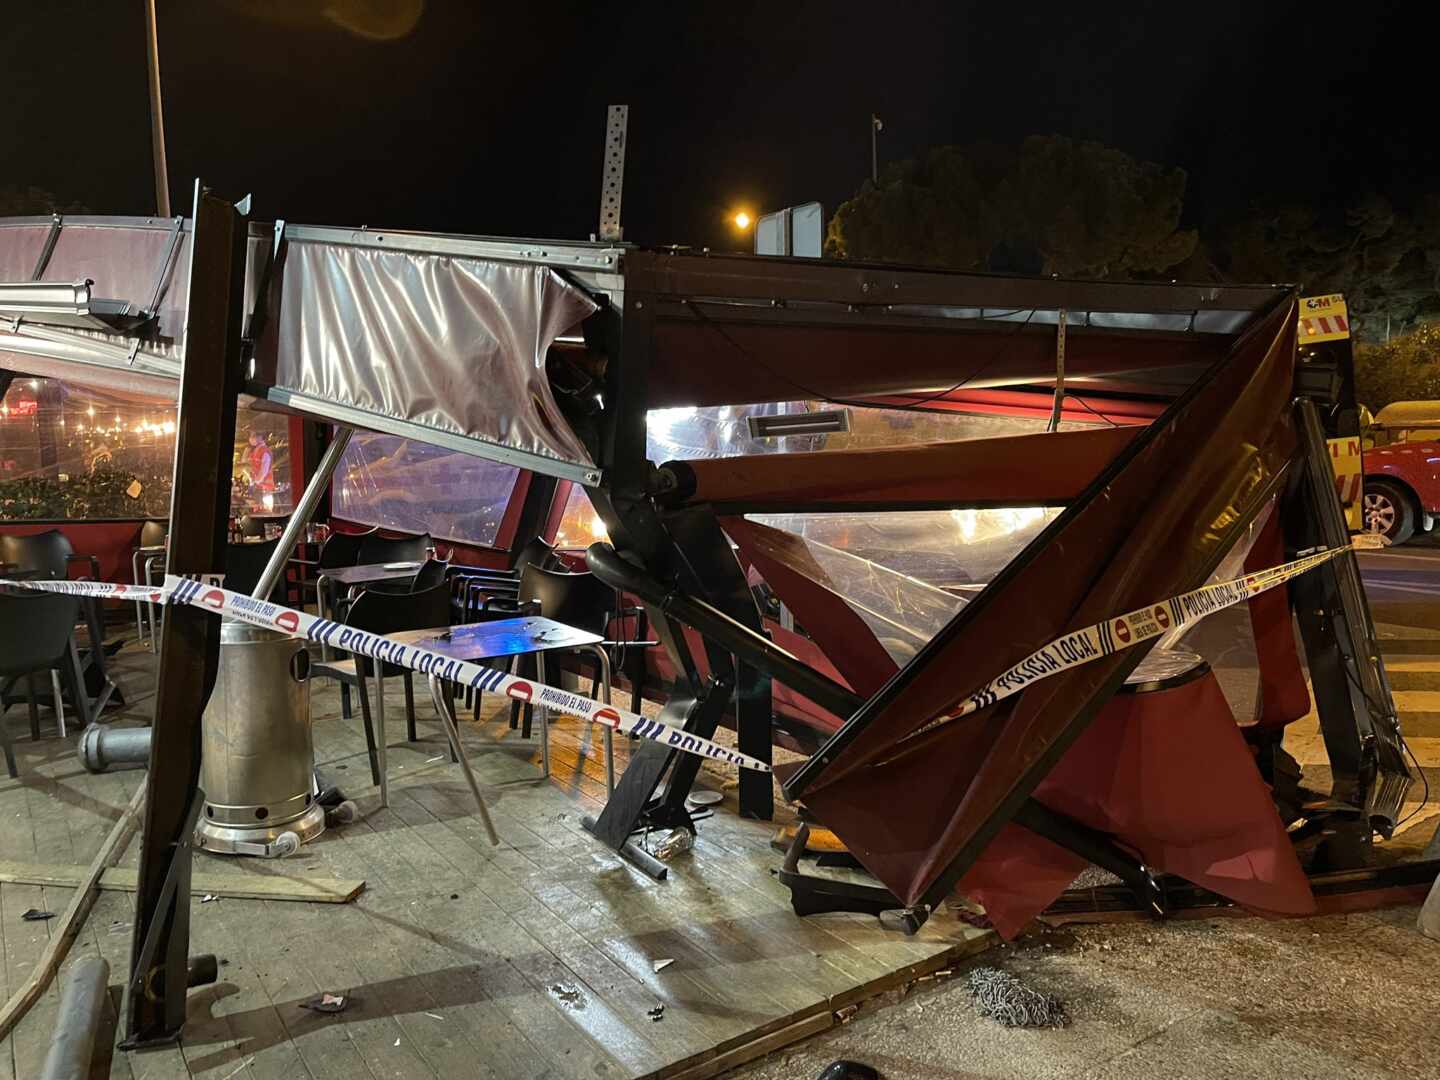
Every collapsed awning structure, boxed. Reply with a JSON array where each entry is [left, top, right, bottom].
[[0, 193, 1412, 1044]]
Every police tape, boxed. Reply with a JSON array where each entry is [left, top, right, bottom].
[[0, 573, 772, 774], [928, 534, 1384, 731], [0, 534, 1383, 768]]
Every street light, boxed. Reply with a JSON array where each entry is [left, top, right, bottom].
[[733, 211, 752, 230]]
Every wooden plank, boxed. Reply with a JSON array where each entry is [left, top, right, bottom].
[[0, 781, 144, 1042], [0, 860, 365, 904], [664, 1010, 833, 1080]]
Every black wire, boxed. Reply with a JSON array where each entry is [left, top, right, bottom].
[[1398, 735, 1431, 828], [1054, 389, 1121, 429], [1338, 660, 1431, 827]]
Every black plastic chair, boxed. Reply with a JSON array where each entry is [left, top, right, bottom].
[[357, 532, 432, 566], [0, 590, 88, 777], [0, 530, 114, 718], [0, 529, 97, 580], [139, 520, 167, 550], [311, 582, 452, 799], [319, 529, 373, 569], [409, 558, 450, 594], [224, 539, 287, 602], [512, 536, 556, 576], [504, 566, 655, 735]]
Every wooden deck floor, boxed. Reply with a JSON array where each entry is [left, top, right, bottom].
[[0, 643, 992, 1079]]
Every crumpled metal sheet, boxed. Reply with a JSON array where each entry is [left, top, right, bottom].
[[266, 239, 598, 470]]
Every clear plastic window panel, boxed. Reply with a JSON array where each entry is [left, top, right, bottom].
[[0, 377, 177, 520], [749, 508, 1061, 592], [334, 429, 520, 547], [0, 377, 291, 522], [233, 409, 294, 516], [553, 483, 609, 550]]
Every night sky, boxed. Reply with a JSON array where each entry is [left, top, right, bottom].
[[5, 1, 1437, 250]]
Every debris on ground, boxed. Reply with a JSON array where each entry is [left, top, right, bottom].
[[652, 958, 674, 973], [650, 828, 694, 861], [200, 893, 219, 903], [20, 909, 53, 921], [299, 992, 350, 1014], [550, 983, 586, 1008], [968, 965, 1068, 1028], [647, 1004, 666, 1022], [816, 1061, 879, 1080]]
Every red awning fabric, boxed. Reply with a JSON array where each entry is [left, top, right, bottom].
[[680, 426, 1140, 510], [952, 670, 1315, 938], [787, 297, 1301, 909], [724, 516, 899, 698], [1245, 510, 1313, 727]]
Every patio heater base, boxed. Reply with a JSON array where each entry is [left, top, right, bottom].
[[194, 800, 325, 858]]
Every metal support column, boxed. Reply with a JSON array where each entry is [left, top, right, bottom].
[[123, 182, 247, 1046], [252, 425, 352, 601], [1282, 397, 1410, 845]]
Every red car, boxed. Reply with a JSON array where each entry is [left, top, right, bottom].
[[1364, 441, 1440, 544]]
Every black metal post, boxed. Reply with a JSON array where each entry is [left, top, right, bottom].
[[123, 183, 248, 1045], [1282, 398, 1410, 847]]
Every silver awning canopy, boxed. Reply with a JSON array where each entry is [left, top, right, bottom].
[[0, 215, 613, 484]]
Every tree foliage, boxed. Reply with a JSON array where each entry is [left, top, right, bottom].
[[1212, 194, 1440, 339], [1354, 323, 1440, 410], [826, 135, 1197, 278]]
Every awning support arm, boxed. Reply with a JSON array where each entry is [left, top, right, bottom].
[[252, 425, 353, 601]]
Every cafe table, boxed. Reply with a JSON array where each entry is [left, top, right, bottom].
[[372, 616, 613, 841]]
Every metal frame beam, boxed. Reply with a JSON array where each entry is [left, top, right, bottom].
[[123, 183, 249, 1046]]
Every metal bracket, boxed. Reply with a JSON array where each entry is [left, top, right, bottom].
[[30, 213, 62, 281], [1046, 307, 1067, 432], [142, 215, 186, 320], [118, 794, 204, 1050], [597, 105, 628, 242], [243, 217, 285, 351]]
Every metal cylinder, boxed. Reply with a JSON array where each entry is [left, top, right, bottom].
[[195, 619, 323, 855], [78, 724, 152, 773], [39, 955, 109, 1080]]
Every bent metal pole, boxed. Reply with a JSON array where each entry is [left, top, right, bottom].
[[252, 426, 353, 601]]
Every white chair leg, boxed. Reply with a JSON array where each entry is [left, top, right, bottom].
[[536, 652, 550, 781], [131, 550, 146, 647], [50, 670, 65, 739]]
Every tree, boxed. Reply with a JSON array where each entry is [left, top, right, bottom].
[[1211, 195, 1440, 340], [1354, 323, 1440, 410], [825, 135, 1197, 279]]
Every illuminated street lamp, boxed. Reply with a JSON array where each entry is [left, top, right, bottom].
[[732, 210, 752, 230]]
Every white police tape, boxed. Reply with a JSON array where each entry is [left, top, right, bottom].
[[0, 573, 772, 774], [0, 534, 1383, 766], [928, 534, 1383, 731]]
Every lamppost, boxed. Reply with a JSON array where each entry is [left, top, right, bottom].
[[871, 114, 883, 184]]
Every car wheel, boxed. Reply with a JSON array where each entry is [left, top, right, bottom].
[[1363, 480, 1416, 545]]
